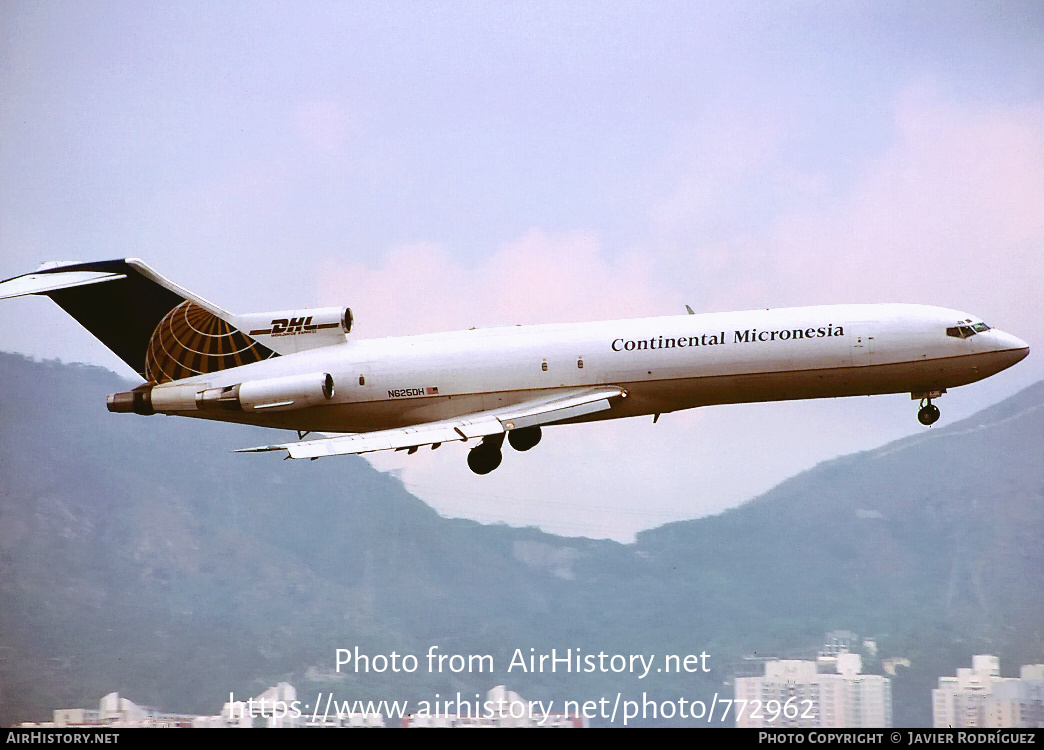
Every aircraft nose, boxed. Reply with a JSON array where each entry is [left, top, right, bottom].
[[991, 330, 1030, 363]]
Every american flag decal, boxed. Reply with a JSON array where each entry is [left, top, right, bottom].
[[426, 387, 439, 395]]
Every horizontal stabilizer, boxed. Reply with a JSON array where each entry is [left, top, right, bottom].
[[0, 268, 125, 300], [0, 259, 277, 381]]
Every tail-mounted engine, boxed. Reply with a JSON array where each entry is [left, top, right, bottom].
[[196, 373, 335, 412], [108, 372, 336, 415], [234, 306, 353, 355]]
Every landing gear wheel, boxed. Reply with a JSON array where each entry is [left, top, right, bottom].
[[467, 444, 503, 475], [507, 426, 542, 452], [917, 401, 940, 426]]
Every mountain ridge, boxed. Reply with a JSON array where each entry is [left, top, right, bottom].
[[1, 352, 1040, 726]]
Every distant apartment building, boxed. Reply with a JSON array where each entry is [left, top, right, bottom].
[[735, 652, 892, 728], [933, 656, 1044, 728], [40, 691, 201, 728], [18, 683, 384, 729], [16, 683, 584, 729]]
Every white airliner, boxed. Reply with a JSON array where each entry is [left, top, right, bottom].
[[0, 259, 1029, 474]]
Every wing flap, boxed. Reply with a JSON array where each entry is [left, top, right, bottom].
[[237, 386, 625, 459], [507, 397, 612, 429]]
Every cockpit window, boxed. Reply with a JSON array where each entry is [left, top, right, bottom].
[[947, 321, 989, 338]]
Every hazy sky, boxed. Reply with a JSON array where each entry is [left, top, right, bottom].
[[2, 2, 1042, 540]]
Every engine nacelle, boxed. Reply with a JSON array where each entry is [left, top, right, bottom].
[[197, 372, 336, 412], [234, 306, 353, 354], [108, 372, 336, 415]]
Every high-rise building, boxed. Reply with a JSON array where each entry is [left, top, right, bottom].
[[735, 652, 891, 728], [933, 657, 1044, 728]]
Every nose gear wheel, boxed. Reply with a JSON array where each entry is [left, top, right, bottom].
[[917, 399, 940, 426]]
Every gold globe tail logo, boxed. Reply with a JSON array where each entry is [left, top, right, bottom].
[[145, 301, 275, 383]]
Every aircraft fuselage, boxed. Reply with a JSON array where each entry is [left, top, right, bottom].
[[148, 302, 1029, 433]]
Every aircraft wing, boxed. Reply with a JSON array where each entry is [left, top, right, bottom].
[[236, 385, 626, 459]]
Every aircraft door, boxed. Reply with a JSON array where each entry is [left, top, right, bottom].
[[851, 323, 876, 367]]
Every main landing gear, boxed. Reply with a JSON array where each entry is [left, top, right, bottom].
[[467, 426, 543, 474], [467, 435, 503, 475], [917, 398, 941, 426]]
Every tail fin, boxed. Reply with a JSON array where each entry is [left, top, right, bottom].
[[0, 258, 277, 383]]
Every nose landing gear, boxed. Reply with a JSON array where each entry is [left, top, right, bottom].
[[913, 390, 945, 427], [917, 398, 941, 426]]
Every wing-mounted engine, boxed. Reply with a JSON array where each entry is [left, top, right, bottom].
[[233, 306, 353, 355]]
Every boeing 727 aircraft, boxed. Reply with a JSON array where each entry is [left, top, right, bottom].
[[0, 259, 1030, 474]]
